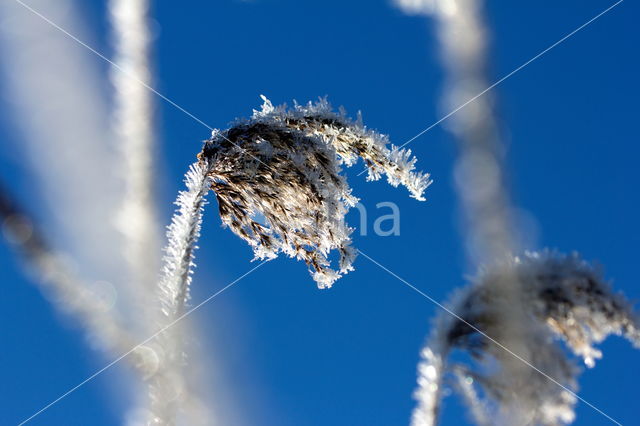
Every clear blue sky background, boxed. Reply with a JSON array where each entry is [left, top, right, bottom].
[[1, 0, 639, 425]]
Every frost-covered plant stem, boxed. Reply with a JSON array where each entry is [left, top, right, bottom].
[[149, 161, 211, 425], [450, 366, 490, 426], [412, 313, 451, 426], [394, 1, 536, 424], [109, 3, 220, 422], [158, 162, 211, 319], [397, 0, 518, 265], [399, 1, 640, 421], [0, 0, 124, 290], [109, 0, 162, 326], [0, 185, 148, 369], [108, 3, 204, 421]]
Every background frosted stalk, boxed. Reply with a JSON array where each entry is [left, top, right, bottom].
[[425, 251, 640, 425], [0, 0, 148, 411], [394, 0, 544, 424], [0, 2, 213, 422], [450, 366, 490, 426], [0, 185, 135, 356], [396, 3, 639, 424], [108, 2, 217, 423], [0, 0, 127, 292], [411, 312, 452, 426], [109, 0, 162, 329], [0, 185, 167, 384]]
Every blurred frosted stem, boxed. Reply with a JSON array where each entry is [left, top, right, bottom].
[[0, 0, 126, 290], [107, 2, 215, 423], [432, 4, 534, 422], [0, 184, 159, 372], [109, 0, 162, 326], [399, 0, 638, 422], [413, 250, 640, 425], [0, 2, 175, 421], [435, 1, 519, 264], [450, 366, 490, 426], [108, 0, 178, 420], [411, 312, 452, 426], [394, 0, 534, 424]]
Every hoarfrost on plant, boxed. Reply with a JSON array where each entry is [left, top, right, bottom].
[[199, 96, 431, 288]]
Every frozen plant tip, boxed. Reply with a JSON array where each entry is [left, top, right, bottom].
[[412, 250, 640, 426], [199, 96, 431, 288]]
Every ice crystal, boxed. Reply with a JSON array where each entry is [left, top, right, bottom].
[[412, 250, 640, 426], [199, 96, 431, 288]]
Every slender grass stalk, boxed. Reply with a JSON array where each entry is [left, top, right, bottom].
[[393, 0, 579, 424], [450, 366, 490, 426], [0, 0, 124, 285], [108, 3, 218, 423], [109, 0, 162, 322], [157, 162, 211, 320], [149, 161, 211, 425], [0, 185, 163, 376]]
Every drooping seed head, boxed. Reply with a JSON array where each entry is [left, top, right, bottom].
[[199, 96, 431, 288]]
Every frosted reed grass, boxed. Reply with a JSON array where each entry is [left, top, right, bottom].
[[393, 1, 639, 424], [417, 251, 640, 425], [109, 0, 162, 314], [199, 96, 431, 288], [393, 0, 534, 423]]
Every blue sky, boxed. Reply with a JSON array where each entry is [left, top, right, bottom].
[[1, 0, 639, 425]]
